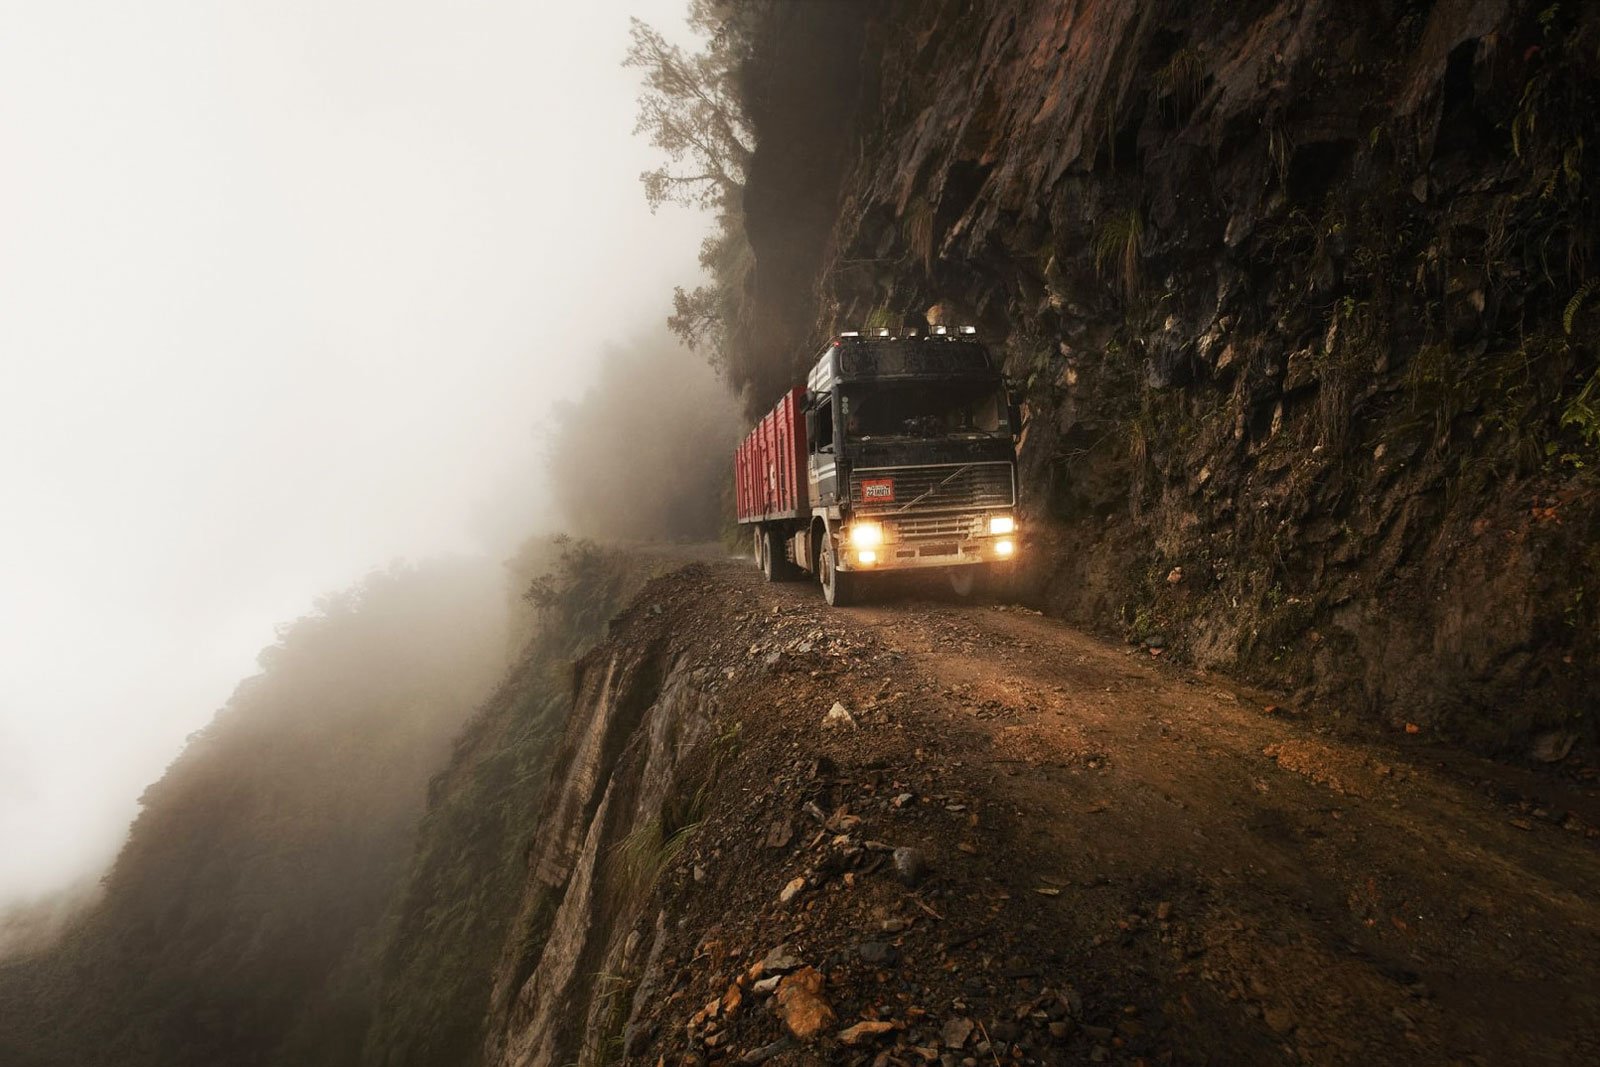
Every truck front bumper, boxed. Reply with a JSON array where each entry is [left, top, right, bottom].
[[837, 514, 1017, 572]]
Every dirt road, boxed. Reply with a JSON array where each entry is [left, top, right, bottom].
[[637, 560, 1600, 1066]]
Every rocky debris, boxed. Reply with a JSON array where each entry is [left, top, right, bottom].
[[775, 966, 835, 1041], [778, 876, 807, 904]]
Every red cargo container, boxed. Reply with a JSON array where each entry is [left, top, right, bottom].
[[735, 386, 808, 523]]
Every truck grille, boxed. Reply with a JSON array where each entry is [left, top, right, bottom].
[[893, 514, 984, 541], [849, 462, 1014, 515]]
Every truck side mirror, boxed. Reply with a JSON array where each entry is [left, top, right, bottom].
[[1007, 397, 1023, 438]]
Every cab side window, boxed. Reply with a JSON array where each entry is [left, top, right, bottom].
[[813, 397, 835, 452]]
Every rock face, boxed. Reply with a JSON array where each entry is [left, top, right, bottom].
[[479, 627, 717, 1067], [735, 0, 1599, 748]]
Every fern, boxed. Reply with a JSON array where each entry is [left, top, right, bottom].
[[1564, 279, 1598, 334]]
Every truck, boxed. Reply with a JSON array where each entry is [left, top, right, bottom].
[[734, 327, 1021, 606]]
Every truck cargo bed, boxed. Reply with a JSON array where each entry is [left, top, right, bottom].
[[734, 386, 808, 523]]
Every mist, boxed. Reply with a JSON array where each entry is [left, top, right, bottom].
[[0, 1, 722, 908], [546, 335, 742, 543]]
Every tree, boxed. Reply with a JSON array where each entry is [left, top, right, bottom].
[[624, 2, 755, 212]]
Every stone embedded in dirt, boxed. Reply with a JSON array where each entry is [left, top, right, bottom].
[[893, 847, 928, 886], [1264, 1006, 1296, 1034], [739, 1038, 794, 1064], [1166, 566, 1184, 585], [858, 941, 899, 965], [1156, 901, 1173, 921], [892, 792, 915, 808], [766, 818, 795, 849], [1142, 634, 1167, 649], [824, 701, 857, 728], [752, 975, 782, 995], [1048, 1020, 1072, 1040], [837, 1019, 897, 1044], [942, 1016, 974, 1048], [775, 967, 835, 1041], [779, 876, 807, 903], [1531, 730, 1577, 763]]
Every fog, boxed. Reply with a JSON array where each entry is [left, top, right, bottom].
[[0, 1, 719, 907]]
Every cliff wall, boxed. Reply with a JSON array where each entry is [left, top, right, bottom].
[[733, 0, 1600, 749]]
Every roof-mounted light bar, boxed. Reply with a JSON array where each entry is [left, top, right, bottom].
[[840, 330, 860, 337], [960, 325, 977, 335], [932, 325, 948, 335]]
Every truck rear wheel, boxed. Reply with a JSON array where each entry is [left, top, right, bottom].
[[758, 526, 795, 582], [820, 536, 859, 606]]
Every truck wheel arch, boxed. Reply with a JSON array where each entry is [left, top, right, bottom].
[[809, 516, 830, 574]]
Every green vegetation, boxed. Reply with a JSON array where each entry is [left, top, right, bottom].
[[1094, 207, 1145, 303]]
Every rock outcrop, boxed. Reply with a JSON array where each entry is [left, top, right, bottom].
[[480, 613, 718, 1067]]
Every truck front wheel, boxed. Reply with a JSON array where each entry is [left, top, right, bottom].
[[820, 536, 859, 606]]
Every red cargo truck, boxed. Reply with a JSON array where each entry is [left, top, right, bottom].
[[734, 328, 1021, 606]]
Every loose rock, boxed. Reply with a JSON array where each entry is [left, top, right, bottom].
[[838, 1019, 897, 1045], [942, 1016, 974, 1048], [775, 967, 835, 1041], [893, 847, 928, 886], [824, 702, 857, 728]]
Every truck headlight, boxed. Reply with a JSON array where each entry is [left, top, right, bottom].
[[995, 539, 1015, 558], [988, 515, 1015, 535], [848, 522, 884, 548]]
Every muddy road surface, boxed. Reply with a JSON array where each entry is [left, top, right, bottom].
[[632, 560, 1600, 1066]]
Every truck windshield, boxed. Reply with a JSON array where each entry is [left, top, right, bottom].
[[842, 381, 1006, 440]]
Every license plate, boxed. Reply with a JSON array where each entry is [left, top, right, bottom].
[[920, 543, 957, 557], [860, 477, 895, 502]]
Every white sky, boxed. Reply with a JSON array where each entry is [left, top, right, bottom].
[[0, 0, 712, 904]]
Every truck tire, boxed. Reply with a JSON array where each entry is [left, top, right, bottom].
[[760, 526, 795, 582], [820, 536, 859, 606]]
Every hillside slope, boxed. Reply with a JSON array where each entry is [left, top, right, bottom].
[[0, 560, 511, 1067], [723, 0, 1599, 750]]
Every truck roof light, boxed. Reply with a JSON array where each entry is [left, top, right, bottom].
[[904, 328, 919, 336], [877, 328, 891, 337], [960, 325, 977, 335], [932, 326, 948, 335], [840, 330, 860, 337]]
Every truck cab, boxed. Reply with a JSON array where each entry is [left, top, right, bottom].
[[736, 327, 1021, 606]]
